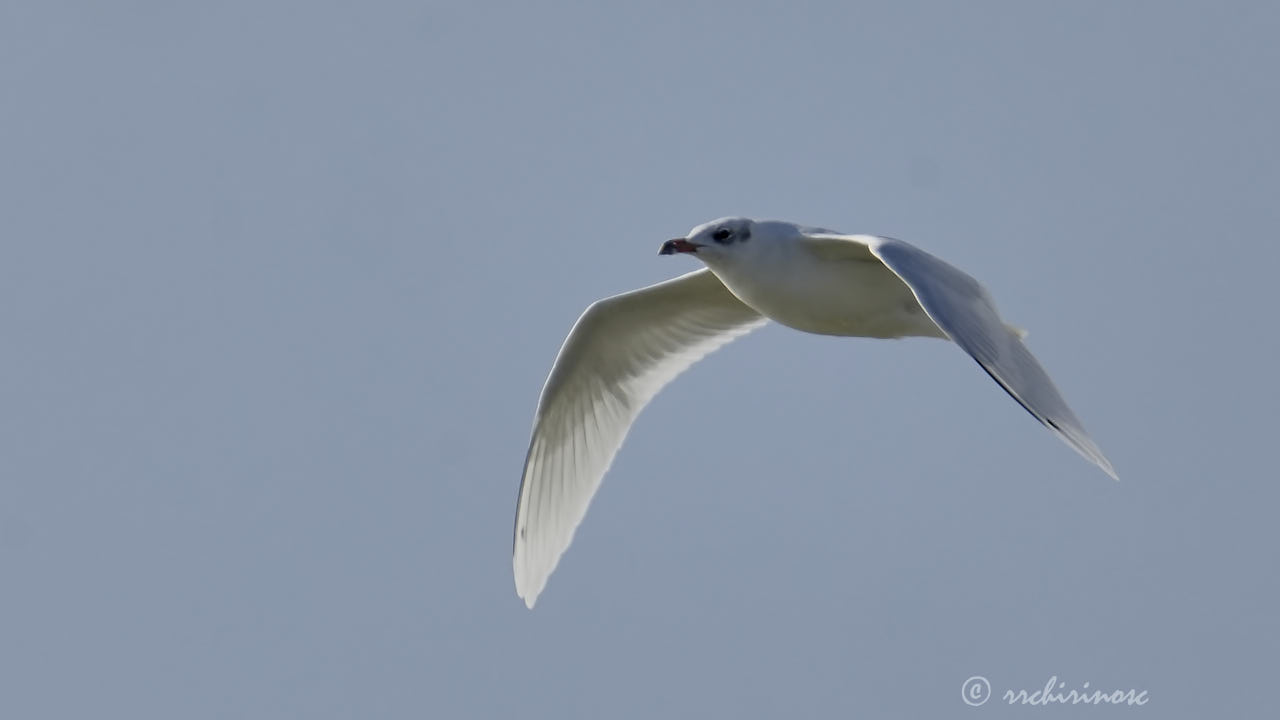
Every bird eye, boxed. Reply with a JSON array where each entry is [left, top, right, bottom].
[[712, 227, 733, 244]]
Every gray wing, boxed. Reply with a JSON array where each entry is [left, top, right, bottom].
[[808, 232, 1117, 480], [514, 269, 766, 608]]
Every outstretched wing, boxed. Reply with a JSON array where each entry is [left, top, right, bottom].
[[808, 232, 1117, 480], [514, 269, 766, 608]]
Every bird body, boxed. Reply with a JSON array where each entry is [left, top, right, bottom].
[[513, 217, 1117, 608], [701, 221, 945, 339]]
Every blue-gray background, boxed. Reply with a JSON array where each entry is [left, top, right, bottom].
[[3, 2, 1276, 717]]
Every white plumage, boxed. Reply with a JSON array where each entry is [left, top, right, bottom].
[[513, 217, 1116, 608]]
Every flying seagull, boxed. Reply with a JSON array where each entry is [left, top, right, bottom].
[[513, 217, 1117, 608]]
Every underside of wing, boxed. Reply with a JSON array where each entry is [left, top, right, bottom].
[[813, 233, 1117, 479], [513, 269, 766, 608]]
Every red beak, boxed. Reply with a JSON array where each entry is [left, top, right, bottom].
[[659, 238, 701, 255]]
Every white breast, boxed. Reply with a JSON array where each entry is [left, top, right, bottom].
[[708, 245, 945, 340]]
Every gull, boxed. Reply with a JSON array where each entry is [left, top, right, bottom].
[[513, 217, 1117, 608]]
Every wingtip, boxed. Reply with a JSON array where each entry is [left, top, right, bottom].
[[1050, 420, 1118, 482], [514, 568, 542, 609], [1090, 453, 1119, 482]]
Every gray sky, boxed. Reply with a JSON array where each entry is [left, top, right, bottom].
[[3, 2, 1277, 718]]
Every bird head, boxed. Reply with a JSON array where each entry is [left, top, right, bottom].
[[659, 217, 757, 260]]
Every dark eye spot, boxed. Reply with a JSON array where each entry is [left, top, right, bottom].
[[712, 227, 733, 244]]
